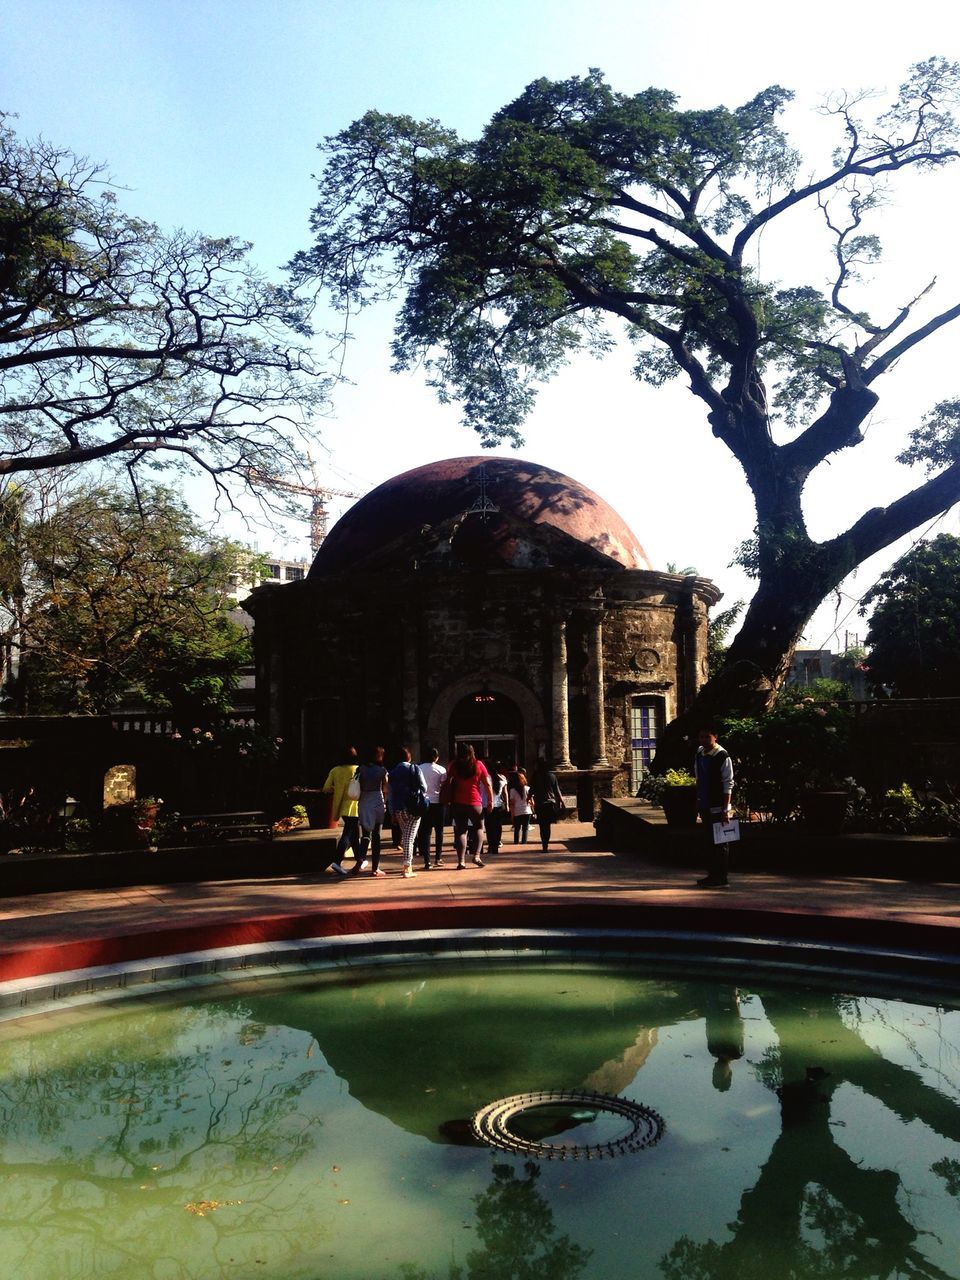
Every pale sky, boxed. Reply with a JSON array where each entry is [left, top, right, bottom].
[[5, 0, 960, 649]]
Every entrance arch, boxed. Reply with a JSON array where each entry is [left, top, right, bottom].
[[450, 689, 522, 765], [426, 674, 547, 768]]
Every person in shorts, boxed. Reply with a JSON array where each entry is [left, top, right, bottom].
[[446, 742, 494, 869]]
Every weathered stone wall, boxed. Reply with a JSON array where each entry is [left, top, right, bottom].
[[249, 566, 717, 800]]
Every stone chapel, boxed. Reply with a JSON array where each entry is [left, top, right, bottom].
[[245, 456, 720, 815]]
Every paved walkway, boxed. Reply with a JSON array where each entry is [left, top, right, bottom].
[[2, 822, 960, 984]]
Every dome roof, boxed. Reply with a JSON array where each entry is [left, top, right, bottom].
[[311, 456, 651, 574]]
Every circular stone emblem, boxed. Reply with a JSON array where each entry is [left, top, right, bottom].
[[632, 647, 661, 673], [472, 1089, 665, 1160]]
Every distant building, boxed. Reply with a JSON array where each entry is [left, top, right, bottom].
[[227, 554, 310, 714], [787, 648, 870, 698], [227, 554, 309, 596], [788, 649, 835, 686]]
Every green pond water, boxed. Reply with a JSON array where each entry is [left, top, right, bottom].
[[3, 960, 960, 1280]]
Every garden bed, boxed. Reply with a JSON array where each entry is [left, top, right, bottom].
[[600, 798, 960, 882], [0, 828, 338, 897]]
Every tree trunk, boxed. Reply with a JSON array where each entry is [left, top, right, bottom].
[[719, 570, 835, 700], [656, 562, 838, 767]]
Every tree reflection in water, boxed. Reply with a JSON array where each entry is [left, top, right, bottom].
[[3, 970, 960, 1279], [396, 1160, 591, 1280], [0, 1003, 327, 1277], [662, 989, 960, 1280]]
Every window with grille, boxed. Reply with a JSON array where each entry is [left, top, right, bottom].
[[629, 699, 659, 793]]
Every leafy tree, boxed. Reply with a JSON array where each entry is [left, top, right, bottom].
[[830, 645, 868, 690], [3, 481, 254, 717], [861, 532, 960, 696], [1, 111, 326, 498], [291, 61, 960, 726], [707, 599, 745, 676]]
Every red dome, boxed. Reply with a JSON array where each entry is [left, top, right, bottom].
[[311, 456, 650, 574]]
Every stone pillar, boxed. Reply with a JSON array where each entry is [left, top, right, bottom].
[[679, 581, 707, 710], [551, 613, 572, 768], [585, 606, 609, 767]]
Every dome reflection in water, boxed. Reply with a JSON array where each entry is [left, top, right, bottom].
[[2, 961, 960, 1279]]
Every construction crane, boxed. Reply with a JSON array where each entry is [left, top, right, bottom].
[[248, 460, 362, 557]]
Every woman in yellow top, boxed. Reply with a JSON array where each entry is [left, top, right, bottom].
[[322, 746, 361, 874]]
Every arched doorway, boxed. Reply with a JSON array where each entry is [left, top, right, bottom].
[[448, 688, 523, 766]]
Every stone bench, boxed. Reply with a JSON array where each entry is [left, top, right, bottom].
[[176, 810, 274, 843]]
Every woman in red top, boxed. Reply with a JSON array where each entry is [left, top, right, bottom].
[[446, 742, 494, 869]]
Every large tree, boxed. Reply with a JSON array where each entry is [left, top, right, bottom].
[[1, 111, 325, 499], [861, 532, 960, 698], [1, 481, 253, 717], [290, 60, 960, 722]]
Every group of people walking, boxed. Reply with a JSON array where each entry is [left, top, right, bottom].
[[320, 721, 738, 888], [320, 742, 567, 879]]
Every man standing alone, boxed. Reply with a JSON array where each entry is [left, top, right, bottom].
[[694, 723, 734, 888]]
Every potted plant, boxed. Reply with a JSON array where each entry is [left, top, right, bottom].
[[273, 803, 308, 836], [660, 769, 698, 827], [799, 770, 853, 833], [283, 787, 335, 829], [99, 796, 163, 849]]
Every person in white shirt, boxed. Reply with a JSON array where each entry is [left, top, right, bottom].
[[483, 760, 509, 855], [508, 766, 533, 844], [417, 746, 448, 868], [694, 723, 735, 888]]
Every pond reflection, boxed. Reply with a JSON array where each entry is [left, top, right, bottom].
[[662, 989, 960, 1280], [0, 964, 959, 1279], [395, 1161, 591, 1280]]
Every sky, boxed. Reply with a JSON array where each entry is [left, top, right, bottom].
[[4, 0, 960, 649]]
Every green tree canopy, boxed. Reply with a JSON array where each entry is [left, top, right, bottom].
[[291, 61, 960, 722], [862, 532, 960, 697], [1, 111, 326, 500], [1, 481, 254, 717]]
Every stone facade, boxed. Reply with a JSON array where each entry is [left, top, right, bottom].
[[246, 458, 719, 815]]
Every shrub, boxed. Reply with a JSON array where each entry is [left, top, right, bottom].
[[636, 768, 694, 805], [723, 694, 855, 822]]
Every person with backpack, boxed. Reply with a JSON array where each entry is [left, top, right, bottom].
[[530, 759, 565, 852], [388, 746, 429, 879]]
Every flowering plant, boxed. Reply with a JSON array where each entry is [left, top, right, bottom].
[[662, 768, 695, 786], [169, 723, 281, 762], [723, 690, 855, 821], [635, 768, 695, 805]]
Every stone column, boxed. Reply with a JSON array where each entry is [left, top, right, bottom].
[[679, 580, 707, 710], [585, 606, 609, 767], [551, 613, 572, 768]]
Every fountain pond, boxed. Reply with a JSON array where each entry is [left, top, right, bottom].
[[2, 955, 960, 1280]]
